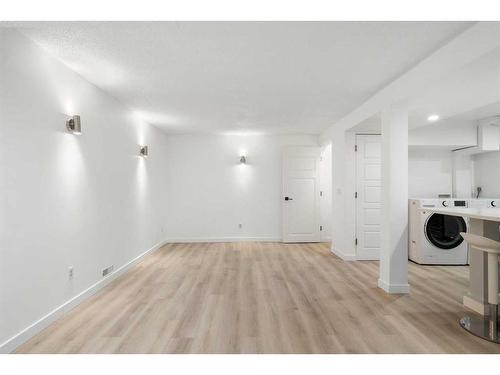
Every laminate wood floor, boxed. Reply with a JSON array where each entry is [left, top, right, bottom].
[[16, 242, 500, 353]]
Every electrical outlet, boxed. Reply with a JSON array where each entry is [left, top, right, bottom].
[[68, 266, 74, 279], [102, 265, 114, 277]]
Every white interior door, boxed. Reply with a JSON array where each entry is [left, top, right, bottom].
[[356, 135, 382, 259], [282, 146, 321, 243]]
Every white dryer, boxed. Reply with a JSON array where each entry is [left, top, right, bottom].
[[409, 198, 469, 265]]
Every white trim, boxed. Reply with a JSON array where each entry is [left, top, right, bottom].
[[331, 246, 357, 261], [165, 236, 282, 243], [0, 239, 168, 354], [378, 278, 410, 294], [463, 294, 487, 316]]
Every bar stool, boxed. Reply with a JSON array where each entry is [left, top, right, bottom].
[[459, 232, 500, 343]]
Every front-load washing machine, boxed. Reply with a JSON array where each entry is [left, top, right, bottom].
[[409, 198, 469, 265]]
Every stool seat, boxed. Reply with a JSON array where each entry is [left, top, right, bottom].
[[460, 232, 500, 253], [459, 231, 500, 343]]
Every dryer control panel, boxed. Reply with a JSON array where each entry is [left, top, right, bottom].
[[454, 200, 467, 207]]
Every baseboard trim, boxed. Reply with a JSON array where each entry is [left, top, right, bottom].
[[330, 246, 357, 261], [378, 278, 410, 294], [164, 236, 282, 243], [355, 255, 380, 261], [463, 295, 487, 316], [0, 239, 168, 354]]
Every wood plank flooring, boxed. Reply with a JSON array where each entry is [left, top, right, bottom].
[[16, 242, 500, 353]]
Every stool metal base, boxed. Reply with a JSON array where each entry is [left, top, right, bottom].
[[460, 316, 500, 344]]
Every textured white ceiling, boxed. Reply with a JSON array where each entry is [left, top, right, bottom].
[[14, 21, 472, 134], [408, 45, 500, 130], [342, 43, 500, 134]]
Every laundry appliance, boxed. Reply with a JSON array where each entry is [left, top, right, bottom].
[[468, 198, 500, 209], [409, 199, 469, 265]]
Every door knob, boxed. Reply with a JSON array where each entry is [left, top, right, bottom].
[[284, 197, 293, 201]]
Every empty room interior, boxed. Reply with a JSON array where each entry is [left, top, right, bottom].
[[4, 20, 500, 356]]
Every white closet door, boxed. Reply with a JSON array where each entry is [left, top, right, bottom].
[[356, 135, 382, 259]]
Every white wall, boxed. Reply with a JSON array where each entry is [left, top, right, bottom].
[[0, 29, 169, 351], [453, 152, 474, 198], [329, 129, 357, 260], [408, 149, 453, 198], [163, 134, 318, 241], [473, 151, 500, 197], [408, 121, 478, 199]]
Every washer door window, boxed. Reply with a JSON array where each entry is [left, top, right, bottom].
[[425, 214, 466, 250]]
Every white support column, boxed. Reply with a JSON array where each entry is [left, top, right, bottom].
[[330, 130, 347, 257], [378, 103, 410, 294]]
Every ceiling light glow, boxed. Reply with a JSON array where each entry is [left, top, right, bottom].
[[427, 114, 440, 122]]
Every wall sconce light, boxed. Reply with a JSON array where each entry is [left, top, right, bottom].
[[140, 145, 149, 157], [240, 155, 246, 164], [66, 115, 81, 134]]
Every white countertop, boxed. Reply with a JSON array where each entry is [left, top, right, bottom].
[[420, 207, 500, 222]]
